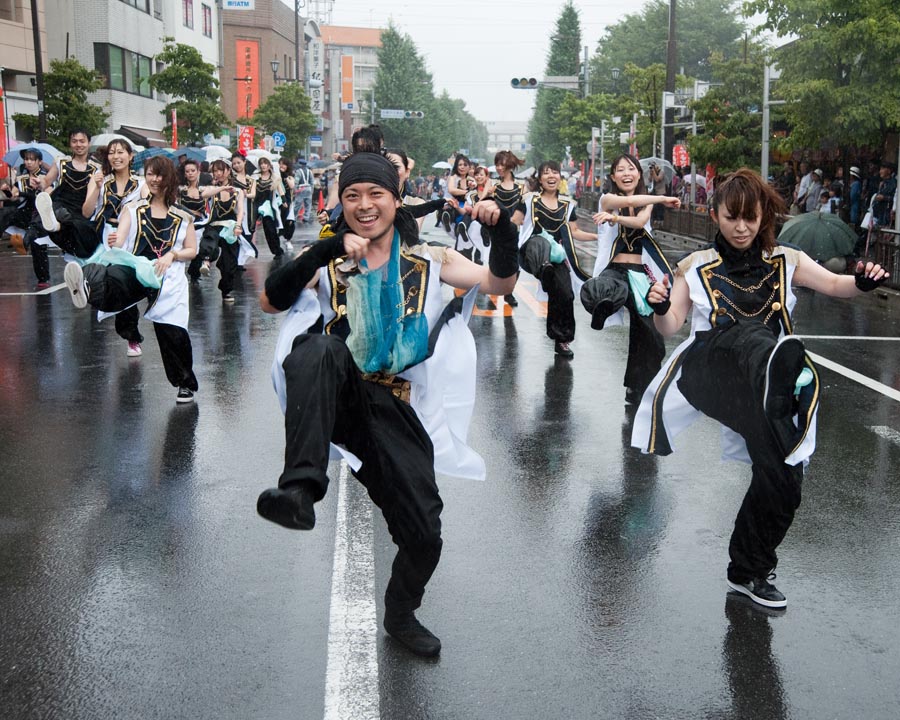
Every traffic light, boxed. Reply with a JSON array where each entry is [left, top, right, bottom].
[[404, 110, 425, 119], [511, 77, 538, 89]]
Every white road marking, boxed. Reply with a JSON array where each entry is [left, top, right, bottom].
[[806, 351, 900, 402], [0, 282, 65, 297], [323, 462, 380, 720], [797, 335, 900, 342], [869, 426, 900, 446]]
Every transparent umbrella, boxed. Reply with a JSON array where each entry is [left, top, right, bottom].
[[639, 157, 675, 186]]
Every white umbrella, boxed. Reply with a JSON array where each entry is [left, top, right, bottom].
[[201, 145, 232, 162], [432, 161, 452, 170], [681, 173, 707, 189], [515, 166, 534, 179], [89, 133, 133, 150], [246, 149, 277, 164], [639, 157, 675, 185]]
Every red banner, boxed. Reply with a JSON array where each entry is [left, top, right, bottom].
[[672, 144, 690, 167], [235, 39, 261, 118], [238, 125, 255, 155], [171, 109, 178, 149]]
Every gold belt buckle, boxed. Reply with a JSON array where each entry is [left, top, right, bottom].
[[362, 372, 411, 403]]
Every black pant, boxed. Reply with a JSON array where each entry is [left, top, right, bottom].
[[188, 225, 223, 279], [281, 334, 443, 614], [31, 242, 50, 283], [48, 201, 101, 258], [83, 263, 198, 390], [217, 237, 240, 296], [581, 263, 666, 394], [258, 214, 282, 255], [519, 235, 575, 343], [677, 321, 803, 583]]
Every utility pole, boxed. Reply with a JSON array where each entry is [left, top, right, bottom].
[[294, 0, 302, 85], [30, 0, 46, 142], [663, 0, 677, 162]]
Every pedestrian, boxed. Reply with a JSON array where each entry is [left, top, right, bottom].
[[255, 151, 519, 657], [793, 161, 812, 213], [872, 161, 897, 227], [1, 149, 50, 287], [579, 153, 681, 402], [516, 160, 597, 359], [62, 156, 201, 403], [633, 168, 889, 609], [803, 168, 823, 213], [293, 157, 313, 225], [32, 128, 104, 261], [849, 166, 862, 227]]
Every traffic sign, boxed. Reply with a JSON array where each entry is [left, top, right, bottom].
[[271, 131, 286, 147], [309, 135, 322, 147], [380, 109, 406, 119]]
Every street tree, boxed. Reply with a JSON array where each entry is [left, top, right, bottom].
[[149, 38, 229, 145], [554, 92, 618, 168], [686, 47, 766, 171], [590, 0, 746, 94], [251, 84, 316, 158], [745, 0, 900, 158], [12, 58, 109, 149], [527, 1, 583, 166]]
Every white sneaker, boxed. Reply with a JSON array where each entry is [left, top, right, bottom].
[[126, 341, 142, 357], [64, 261, 89, 309], [36, 192, 60, 233]]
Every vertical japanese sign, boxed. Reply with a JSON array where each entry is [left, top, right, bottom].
[[235, 39, 260, 118], [0, 87, 8, 178], [308, 38, 324, 117], [340, 55, 354, 111], [237, 125, 255, 154], [171, 109, 178, 148]]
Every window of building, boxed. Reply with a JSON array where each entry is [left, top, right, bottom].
[[119, 0, 150, 12], [94, 43, 153, 98], [182, 0, 193, 28], [0, 0, 21, 22], [202, 4, 212, 38]]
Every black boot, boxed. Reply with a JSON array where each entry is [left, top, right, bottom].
[[384, 610, 441, 657], [256, 481, 316, 530]]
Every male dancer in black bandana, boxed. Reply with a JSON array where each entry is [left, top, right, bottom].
[[258, 152, 519, 657]]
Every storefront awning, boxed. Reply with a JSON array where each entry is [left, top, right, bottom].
[[117, 125, 167, 148]]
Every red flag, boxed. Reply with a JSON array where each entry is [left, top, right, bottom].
[[171, 109, 178, 149], [317, 190, 325, 213]]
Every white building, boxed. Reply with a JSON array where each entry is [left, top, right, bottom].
[[44, 0, 220, 146], [486, 121, 529, 156], [0, 0, 48, 145]]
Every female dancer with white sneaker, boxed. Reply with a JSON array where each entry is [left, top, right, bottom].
[[632, 168, 889, 609], [64, 156, 200, 402]]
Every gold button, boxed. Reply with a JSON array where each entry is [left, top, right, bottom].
[[338, 304, 347, 316], [772, 301, 782, 312], [773, 282, 780, 289], [712, 289, 721, 297], [716, 307, 727, 315]]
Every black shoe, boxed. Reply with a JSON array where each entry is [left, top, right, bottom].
[[256, 484, 316, 530], [176, 387, 194, 403], [384, 611, 441, 657], [763, 336, 805, 420], [480, 225, 491, 246], [554, 341, 574, 359], [625, 387, 642, 405], [504, 294, 518, 307], [441, 211, 452, 234], [726, 574, 787, 609], [590, 298, 616, 330]]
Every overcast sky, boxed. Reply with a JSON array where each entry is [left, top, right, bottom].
[[321, 0, 635, 124]]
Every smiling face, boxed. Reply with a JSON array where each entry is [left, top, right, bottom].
[[341, 182, 400, 242], [69, 133, 90, 159], [106, 141, 132, 173], [474, 167, 488, 186], [610, 157, 641, 195], [144, 169, 163, 196], [258, 158, 272, 175], [231, 156, 245, 174], [539, 165, 560, 193], [711, 202, 762, 251]]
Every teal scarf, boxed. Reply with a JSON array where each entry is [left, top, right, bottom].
[[345, 230, 429, 374]]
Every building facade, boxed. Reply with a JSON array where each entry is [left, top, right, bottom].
[[43, 0, 221, 147], [486, 121, 529, 157], [0, 0, 49, 147], [318, 25, 381, 157]]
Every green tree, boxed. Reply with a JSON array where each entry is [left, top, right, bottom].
[[590, 0, 746, 93], [527, 1, 583, 166], [12, 58, 109, 148], [687, 48, 766, 171], [149, 38, 229, 145], [251, 84, 316, 158], [744, 0, 900, 156]]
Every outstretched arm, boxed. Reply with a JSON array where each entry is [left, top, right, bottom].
[[793, 252, 889, 297]]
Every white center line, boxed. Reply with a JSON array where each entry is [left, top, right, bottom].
[[0, 282, 65, 297], [323, 462, 380, 720], [869, 426, 900, 446], [797, 335, 900, 342], [806, 351, 900, 402]]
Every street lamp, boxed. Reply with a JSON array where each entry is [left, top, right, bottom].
[[271, 57, 298, 85], [611, 67, 621, 93]]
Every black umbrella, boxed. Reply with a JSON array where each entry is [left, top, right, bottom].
[[777, 212, 856, 261]]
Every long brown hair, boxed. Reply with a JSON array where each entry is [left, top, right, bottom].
[[144, 156, 179, 206], [712, 168, 786, 253]]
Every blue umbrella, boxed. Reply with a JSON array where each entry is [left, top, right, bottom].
[[132, 147, 173, 171], [3, 142, 63, 167], [172, 147, 206, 163]]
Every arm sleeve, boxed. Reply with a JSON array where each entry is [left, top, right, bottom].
[[264, 233, 345, 311]]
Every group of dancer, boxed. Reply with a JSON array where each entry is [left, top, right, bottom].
[[5, 126, 890, 657], [251, 135, 888, 659]]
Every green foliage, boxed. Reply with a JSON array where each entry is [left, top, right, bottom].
[[373, 25, 488, 167], [12, 58, 108, 148], [150, 38, 229, 144], [251, 84, 316, 158], [554, 93, 618, 165], [687, 47, 766, 171], [744, 0, 900, 154], [590, 0, 746, 93], [527, 2, 583, 166]]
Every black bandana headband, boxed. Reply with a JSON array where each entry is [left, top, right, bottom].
[[338, 152, 401, 200]]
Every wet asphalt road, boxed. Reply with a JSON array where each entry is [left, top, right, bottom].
[[1, 224, 900, 720]]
